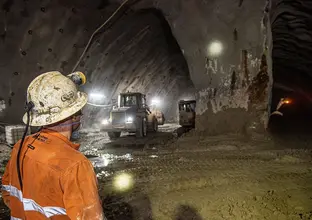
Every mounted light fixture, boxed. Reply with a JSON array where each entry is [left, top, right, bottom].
[[208, 40, 223, 57], [151, 97, 161, 106]]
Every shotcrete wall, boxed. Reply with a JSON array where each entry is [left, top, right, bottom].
[[0, 0, 193, 126], [270, 0, 312, 108], [143, 0, 269, 135], [2, 0, 295, 135]]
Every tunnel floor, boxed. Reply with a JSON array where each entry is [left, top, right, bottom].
[[1, 125, 312, 219]]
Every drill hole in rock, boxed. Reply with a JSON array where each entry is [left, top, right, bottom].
[[20, 9, 29, 17], [40, 7, 46, 12], [59, 28, 64, 33], [48, 48, 52, 52], [13, 72, 19, 76], [79, 61, 85, 67], [21, 51, 27, 56], [28, 30, 33, 35]]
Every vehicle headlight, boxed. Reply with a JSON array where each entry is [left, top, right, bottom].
[[102, 119, 109, 125], [126, 116, 133, 123]]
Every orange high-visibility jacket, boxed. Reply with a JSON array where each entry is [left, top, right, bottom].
[[1, 129, 105, 220]]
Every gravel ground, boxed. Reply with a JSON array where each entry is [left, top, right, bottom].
[[0, 124, 312, 220]]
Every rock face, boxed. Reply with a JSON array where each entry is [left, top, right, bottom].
[[1, 0, 310, 134], [270, 0, 312, 106], [76, 8, 194, 127], [0, 0, 193, 125], [141, 0, 269, 134]]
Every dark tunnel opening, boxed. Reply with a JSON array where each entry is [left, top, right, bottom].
[[268, 0, 312, 135], [81, 7, 194, 128]]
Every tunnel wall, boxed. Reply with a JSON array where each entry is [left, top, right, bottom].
[[0, 0, 114, 123], [0, 0, 276, 135], [80, 8, 193, 127], [133, 0, 270, 135], [0, 0, 193, 125], [270, 0, 312, 108]]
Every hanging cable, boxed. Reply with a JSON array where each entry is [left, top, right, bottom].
[[71, 0, 130, 73], [87, 102, 113, 108], [17, 101, 34, 190]]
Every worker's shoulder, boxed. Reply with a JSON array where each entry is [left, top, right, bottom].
[[61, 144, 86, 158], [49, 146, 91, 174], [32, 132, 90, 171], [60, 150, 93, 176]]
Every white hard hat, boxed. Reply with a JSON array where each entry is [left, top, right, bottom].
[[23, 71, 88, 126]]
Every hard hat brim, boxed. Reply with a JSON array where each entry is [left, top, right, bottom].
[[22, 92, 88, 127]]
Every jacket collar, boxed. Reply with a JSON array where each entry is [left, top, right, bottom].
[[40, 129, 80, 150]]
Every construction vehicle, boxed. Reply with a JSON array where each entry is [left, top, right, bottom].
[[149, 99, 165, 125], [178, 100, 196, 128], [154, 110, 165, 125], [101, 92, 160, 139]]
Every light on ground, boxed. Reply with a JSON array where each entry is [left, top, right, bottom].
[[113, 173, 134, 191], [101, 155, 110, 167], [208, 41, 223, 57]]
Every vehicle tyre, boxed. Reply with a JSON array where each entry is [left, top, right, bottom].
[[159, 113, 165, 125], [107, 132, 121, 140], [136, 118, 147, 138], [143, 118, 147, 137], [192, 122, 195, 129], [136, 117, 143, 138], [152, 118, 158, 132]]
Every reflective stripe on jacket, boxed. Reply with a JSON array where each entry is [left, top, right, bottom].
[[1, 129, 104, 220]]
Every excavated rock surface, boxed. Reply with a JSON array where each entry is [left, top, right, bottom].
[[0, 0, 193, 125], [269, 0, 312, 122], [120, 0, 270, 134], [80, 8, 193, 126], [0, 0, 267, 133], [271, 0, 312, 91], [1, 0, 312, 134]]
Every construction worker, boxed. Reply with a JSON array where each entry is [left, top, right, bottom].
[[1, 71, 105, 219]]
